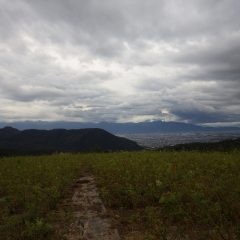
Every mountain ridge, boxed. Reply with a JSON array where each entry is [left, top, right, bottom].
[[0, 121, 239, 134], [0, 127, 142, 156]]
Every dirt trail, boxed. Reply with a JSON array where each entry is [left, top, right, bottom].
[[64, 174, 120, 240]]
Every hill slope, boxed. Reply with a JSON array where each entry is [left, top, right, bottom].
[[160, 137, 240, 151], [0, 127, 142, 155]]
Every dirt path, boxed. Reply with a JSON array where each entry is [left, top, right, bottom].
[[64, 174, 120, 240]]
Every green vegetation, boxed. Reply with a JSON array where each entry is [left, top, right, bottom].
[[1, 151, 240, 239], [0, 154, 83, 240], [89, 151, 240, 239], [161, 137, 240, 152]]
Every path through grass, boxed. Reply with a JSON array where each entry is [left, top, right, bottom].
[[0, 151, 240, 239]]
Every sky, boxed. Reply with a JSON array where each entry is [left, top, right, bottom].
[[0, 0, 240, 126]]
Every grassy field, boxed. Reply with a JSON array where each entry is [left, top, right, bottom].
[[0, 151, 240, 239], [0, 154, 84, 240]]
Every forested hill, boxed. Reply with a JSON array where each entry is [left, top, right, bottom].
[[160, 137, 240, 152], [0, 127, 142, 155]]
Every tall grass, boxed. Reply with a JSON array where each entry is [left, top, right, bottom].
[[0, 154, 83, 240], [88, 151, 240, 239], [0, 151, 239, 239]]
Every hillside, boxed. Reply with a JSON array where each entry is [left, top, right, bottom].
[[0, 127, 142, 155], [160, 137, 240, 151]]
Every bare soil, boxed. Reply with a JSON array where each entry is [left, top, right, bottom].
[[61, 174, 121, 240]]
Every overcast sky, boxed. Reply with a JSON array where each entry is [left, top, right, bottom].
[[0, 0, 240, 125]]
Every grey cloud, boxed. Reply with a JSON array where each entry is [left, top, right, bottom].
[[171, 108, 240, 124], [8, 0, 239, 56], [0, 81, 64, 102], [173, 34, 240, 84], [0, 0, 240, 124]]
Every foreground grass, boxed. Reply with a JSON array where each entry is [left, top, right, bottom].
[[0, 151, 240, 239], [0, 154, 83, 240], [88, 151, 240, 239]]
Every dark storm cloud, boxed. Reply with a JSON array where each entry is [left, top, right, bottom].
[[0, 0, 239, 124]]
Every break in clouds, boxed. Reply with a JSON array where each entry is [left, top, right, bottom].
[[0, 0, 240, 126]]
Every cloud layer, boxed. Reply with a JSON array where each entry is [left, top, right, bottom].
[[0, 0, 239, 125]]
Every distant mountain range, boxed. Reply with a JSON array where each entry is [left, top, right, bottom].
[[0, 121, 239, 134], [0, 127, 142, 156]]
